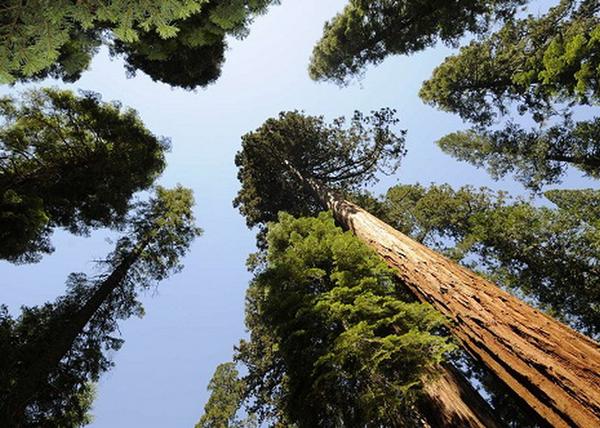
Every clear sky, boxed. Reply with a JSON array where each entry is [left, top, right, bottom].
[[0, 1, 595, 427]]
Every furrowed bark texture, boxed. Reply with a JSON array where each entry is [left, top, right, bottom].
[[314, 183, 600, 427], [286, 167, 501, 426], [421, 363, 501, 428]]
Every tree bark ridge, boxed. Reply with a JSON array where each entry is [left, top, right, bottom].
[[315, 185, 600, 427]]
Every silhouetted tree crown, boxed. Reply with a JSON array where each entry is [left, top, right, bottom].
[[233, 109, 406, 233], [1, 0, 278, 89], [309, 0, 526, 84], [0, 186, 201, 426], [0, 88, 167, 263]]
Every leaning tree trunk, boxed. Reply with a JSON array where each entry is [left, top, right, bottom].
[[307, 178, 600, 427], [421, 363, 500, 427], [2, 242, 147, 426]]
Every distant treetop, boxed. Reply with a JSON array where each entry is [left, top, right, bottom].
[[0, 0, 278, 89]]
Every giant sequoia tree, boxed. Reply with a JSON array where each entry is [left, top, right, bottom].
[[234, 111, 600, 427], [0, 186, 201, 426], [0, 0, 277, 88], [0, 88, 167, 263], [420, 0, 600, 189], [309, 0, 526, 84], [235, 212, 457, 427], [358, 184, 600, 336]]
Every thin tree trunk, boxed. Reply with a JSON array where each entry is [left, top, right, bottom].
[[308, 178, 600, 427], [3, 242, 148, 426]]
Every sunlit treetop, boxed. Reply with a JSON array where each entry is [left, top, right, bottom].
[[233, 109, 406, 233], [420, 0, 600, 125]]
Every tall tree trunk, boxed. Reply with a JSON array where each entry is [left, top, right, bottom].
[[2, 242, 148, 426], [281, 165, 501, 426], [306, 177, 600, 427], [421, 363, 500, 427]]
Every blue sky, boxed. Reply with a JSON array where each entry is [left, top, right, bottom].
[[0, 0, 595, 427]]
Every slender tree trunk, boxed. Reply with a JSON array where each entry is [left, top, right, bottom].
[[306, 178, 600, 427], [2, 242, 147, 426]]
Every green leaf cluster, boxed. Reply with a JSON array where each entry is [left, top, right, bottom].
[[0, 0, 278, 88], [420, 0, 600, 125], [309, 0, 526, 84], [236, 212, 454, 427], [0, 88, 167, 263], [196, 362, 257, 428], [436, 118, 600, 190], [418, 1, 600, 189]]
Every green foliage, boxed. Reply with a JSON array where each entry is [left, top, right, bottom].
[[419, 0, 600, 190], [0, 88, 167, 263], [111, 0, 275, 89], [420, 0, 600, 125], [233, 109, 405, 234], [361, 183, 600, 336], [236, 212, 454, 427], [0, 186, 201, 426], [436, 118, 600, 190], [309, 0, 525, 84], [196, 362, 257, 428], [0, 0, 278, 88]]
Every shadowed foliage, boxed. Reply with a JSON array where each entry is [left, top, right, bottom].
[[309, 0, 526, 84], [0, 186, 201, 426], [0, 0, 278, 89], [0, 88, 167, 263]]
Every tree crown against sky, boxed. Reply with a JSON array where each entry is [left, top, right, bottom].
[[0, 88, 167, 264], [309, 0, 527, 84], [235, 212, 454, 427], [196, 362, 257, 428], [233, 109, 406, 233], [419, 0, 600, 190], [0, 186, 201, 426], [0, 0, 278, 89], [420, 0, 600, 125], [354, 183, 600, 336]]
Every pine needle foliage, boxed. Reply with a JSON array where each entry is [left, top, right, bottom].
[[236, 212, 454, 427]]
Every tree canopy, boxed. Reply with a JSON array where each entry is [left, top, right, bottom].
[[356, 183, 600, 336], [419, 0, 600, 190], [309, 0, 526, 84], [0, 186, 201, 426], [420, 0, 600, 125], [435, 118, 600, 191], [235, 212, 454, 427], [196, 362, 257, 428], [0, 0, 277, 89], [233, 109, 405, 233], [0, 88, 167, 263]]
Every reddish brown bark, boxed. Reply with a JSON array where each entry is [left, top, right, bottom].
[[421, 364, 501, 427], [317, 187, 600, 427]]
